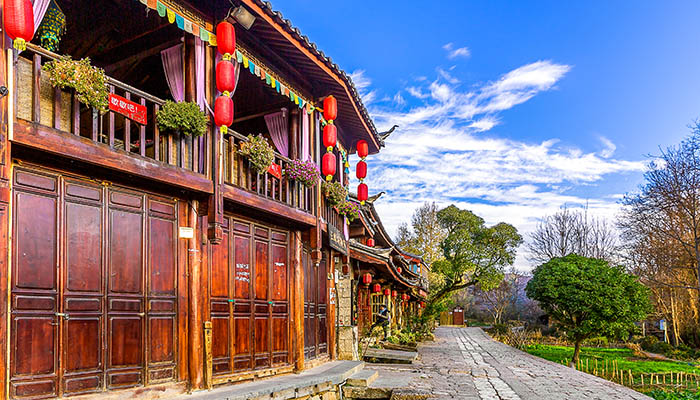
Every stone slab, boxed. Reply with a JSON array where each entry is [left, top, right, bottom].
[[363, 348, 417, 364], [346, 369, 379, 387]]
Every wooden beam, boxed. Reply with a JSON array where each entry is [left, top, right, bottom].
[[187, 201, 204, 389], [221, 184, 316, 227], [12, 121, 213, 194], [0, 21, 10, 400], [291, 230, 304, 371], [289, 108, 299, 160], [104, 40, 180, 75]]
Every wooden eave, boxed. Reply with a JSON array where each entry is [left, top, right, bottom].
[[237, 0, 381, 154]]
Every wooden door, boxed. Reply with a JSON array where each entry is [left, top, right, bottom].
[[209, 217, 289, 378], [453, 310, 464, 326], [303, 250, 328, 360], [9, 168, 178, 399]]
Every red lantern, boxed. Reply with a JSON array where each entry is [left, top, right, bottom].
[[356, 160, 367, 180], [383, 288, 391, 297], [367, 238, 375, 247], [397, 267, 402, 274], [362, 273, 372, 285], [216, 22, 236, 58], [216, 60, 236, 95], [323, 124, 337, 150], [358, 183, 368, 204], [4, 0, 34, 51], [402, 294, 410, 301], [214, 96, 234, 134], [357, 140, 369, 158], [392, 290, 397, 298], [372, 283, 381, 293], [322, 153, 336, 180], [323, 96, 337, 122], [420, 301, 426, 308]]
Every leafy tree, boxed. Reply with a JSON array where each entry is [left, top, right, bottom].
[[396, 202, 447, 288], [426, 205, 522, 317], [526, 254, 652, 365]]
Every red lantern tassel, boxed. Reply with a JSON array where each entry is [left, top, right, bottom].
[[4, 0, 35, 52]]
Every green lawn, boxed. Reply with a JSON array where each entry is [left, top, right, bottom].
[[525, 344, 700, 374]]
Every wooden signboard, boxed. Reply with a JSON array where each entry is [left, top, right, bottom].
[[109, 93, 147, 125], [328, 224, 348, 255]]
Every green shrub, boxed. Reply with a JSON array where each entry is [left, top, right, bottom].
[[641, 335, 659, 351], [321, 181, 347, 207], [647, 389, 700, 400], [650, 341, 673, 355], [156, 100, 208, 137], [490, 323, 509, 335]]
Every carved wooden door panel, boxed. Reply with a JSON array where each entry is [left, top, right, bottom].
[[303, 248, 317, 360], [210, 218, 289, 377], [10, 170, 60, 399], [316, 255, 328, 356], [9, 168, 178, 399]]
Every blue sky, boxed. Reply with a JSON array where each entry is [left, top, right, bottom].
[[271, 1, 700, 269]]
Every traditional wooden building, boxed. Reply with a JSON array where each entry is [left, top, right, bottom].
[[346, 199, 429, 340], [0, 1, 384, 399]]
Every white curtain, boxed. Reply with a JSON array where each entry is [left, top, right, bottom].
[[264, 108, 289, 157], [33, 0, 51, 35], [160, 43, 184, 102]]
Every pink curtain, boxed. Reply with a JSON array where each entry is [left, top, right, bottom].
[[264, 108, 289, 157], [194, 37, 209, 112], [33, 0, 51, 35], [301, 111, 311, 161], [161, 43, 184, 102]]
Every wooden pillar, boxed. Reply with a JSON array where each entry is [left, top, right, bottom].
[[0, 25, 12, 400], [329, 252, 337, 360], [187, 200, 204, 389], [289, 108, 299, 160], [291, 230, 305, 371], [184, 35, 196, 102]]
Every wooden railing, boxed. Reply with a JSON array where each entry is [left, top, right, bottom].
[[223, 130, 316, 215], [321, 197, 345, 234], [15, 43, 207, 175]]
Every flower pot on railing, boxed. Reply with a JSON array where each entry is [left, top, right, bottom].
[[43, 56, 109, 113], [284, 159, 320, 187], [321, 181, 347, 208], [238, 134, 274, 175]]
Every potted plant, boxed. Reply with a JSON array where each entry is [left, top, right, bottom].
[[239, 134, 275, 174], [285, 159, 320, 187], [156, 100, 208, 137], [322, 181, 347, 207], [43, 56, 109, 113], [337, 200, 360, 222]]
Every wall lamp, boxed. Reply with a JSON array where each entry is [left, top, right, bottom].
[[227, 6, 256, 30]]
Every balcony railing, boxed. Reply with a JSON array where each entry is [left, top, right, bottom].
[[14, 43, 207, 175], [321, 197, 345, 234], [223, 130, 315, 215]]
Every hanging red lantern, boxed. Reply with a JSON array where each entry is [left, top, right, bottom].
[[216, 21, 236, 59], [323, 124, 337, 151], [216, 60, 236, 95], [367, 238, 375, 247], [372, 283, 381, 293], [420, 301, 426, 308], [357, 183, 368, 204], [322, 153, 336, 180], [383, 288, 391, 297], [323, 95, 337, 122], [214, 95, 234, 134], [362, 273, 372, 285], [397, 267, 402, 274], [357, 140, 369, 158], [356, 160, 367, 180], [392, 290, 398, 298], [402, 294, 410, 301], [4, 0, 34, 51]]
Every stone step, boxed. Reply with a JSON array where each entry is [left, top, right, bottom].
[[346, 369, 379, 387], [362, 348, 417, 364]]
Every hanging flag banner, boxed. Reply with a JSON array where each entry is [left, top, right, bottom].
[[109, 94, 147, 125], [268, 163, 282, 179], [144, 0, 216, 45]]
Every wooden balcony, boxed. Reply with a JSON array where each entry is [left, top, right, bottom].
[[221, 131, 317, 225], [10, 44, 212, 193]]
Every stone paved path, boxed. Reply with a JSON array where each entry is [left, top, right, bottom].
[[371, 327, 652, 400]]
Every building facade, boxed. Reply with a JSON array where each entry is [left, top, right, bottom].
[[0, 1, 407, 399]]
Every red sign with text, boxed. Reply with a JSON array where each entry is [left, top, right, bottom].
[[109, 94, 147, 125], [268, 163, 282, 179]]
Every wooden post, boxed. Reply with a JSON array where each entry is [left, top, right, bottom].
[[291, 230, 305, 371], [0, 31, 13, 400], [187, 200, 204, 389], [328, 251, 336, 360], [289, 108, 299, 160]]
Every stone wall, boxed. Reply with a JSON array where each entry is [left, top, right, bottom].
[[336, 260, 358, 360]]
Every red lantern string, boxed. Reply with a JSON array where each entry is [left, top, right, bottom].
[[356, 140, 369, 204], [321, 96, 338, 181], [214, 22, 236, 134]]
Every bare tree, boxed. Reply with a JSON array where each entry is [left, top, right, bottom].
[[527, 207, 618, 264], [396, 202, 447, 289]]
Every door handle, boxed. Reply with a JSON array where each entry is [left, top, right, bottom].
[[138, 312, 145, 317]]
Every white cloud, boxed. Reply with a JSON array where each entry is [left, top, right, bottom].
[[349, 70, 377, 104], [443, 42, 471, 59], [393, 91, 405, 106], [351, 60, 644, 271]]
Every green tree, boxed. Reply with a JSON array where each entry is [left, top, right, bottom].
[[426, 205, 522, 317], [396, 202, 447, 289], [525, 254, 652, 366]]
